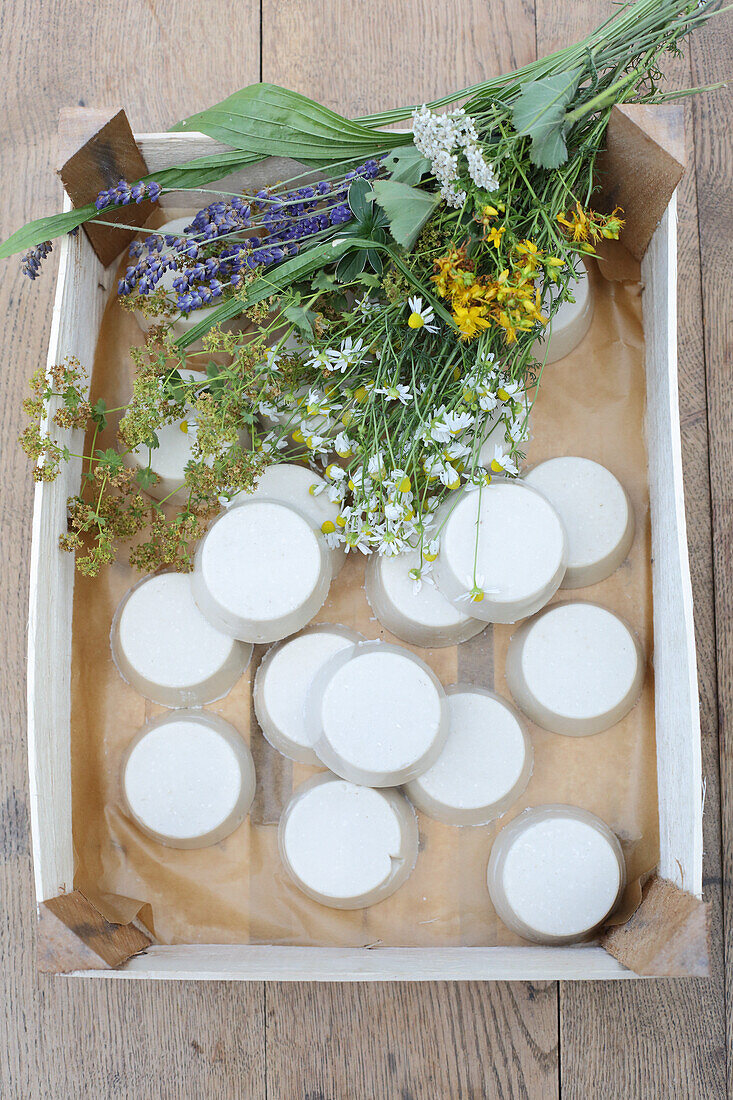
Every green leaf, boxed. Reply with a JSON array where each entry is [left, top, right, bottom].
[[282, 299, 316, 337], [511, 68, 582, 169], [382, 145, 430, 185], [347, 177, 373, 221], [335, 249, 367, 283], [90, 398, 107, 431], [136, 466, 159, 490], [370, 180, 441, 250], [171, 83, 404, 162]]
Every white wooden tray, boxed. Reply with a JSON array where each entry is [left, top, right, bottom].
[[27, 133, 702, 980]]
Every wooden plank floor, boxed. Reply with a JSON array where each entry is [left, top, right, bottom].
[[0, 1, 729, 1096]]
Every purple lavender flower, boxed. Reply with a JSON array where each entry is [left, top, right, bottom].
[[21, 240, 52, 280], [94, 179, 162, 211]]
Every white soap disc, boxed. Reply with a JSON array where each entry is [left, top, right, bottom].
[[433, 479, 567, 624], [254, 624, 363, 764], [133, 217, 241, 350], [308, 640, 449, 786], [226, 463, 346, 576], [111, 572, 252, 708], [365, 549, 485, 649], [487, 804, 625, 943], [278, 774, 419, 909], [192, 498, 332, 643], [530, 262, 594, 364], [506, 601, 645, 736], [406, 686, 532, 826], [525, 457, 634, 588], [122, 711, 255, 849]]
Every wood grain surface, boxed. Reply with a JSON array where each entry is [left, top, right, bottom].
[[0, 1, 729, 1097]]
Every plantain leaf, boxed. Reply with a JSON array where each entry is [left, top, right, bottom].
[[171, 83, 405, 162], [511, 68, 582, 169], [370, 180, 440, 250], [382, 145, 430, 185]]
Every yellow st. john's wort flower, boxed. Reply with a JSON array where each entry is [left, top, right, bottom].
[[557, 202, 625, 247], [453, 304, 492, 341]]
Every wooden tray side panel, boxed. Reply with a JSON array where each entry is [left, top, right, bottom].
[[641, 193, 704, 896], [28, 204, 109, 904], [68, 944, 633, 982]]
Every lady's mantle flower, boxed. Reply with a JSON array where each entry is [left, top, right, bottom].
[[407, 296, 438, 333]]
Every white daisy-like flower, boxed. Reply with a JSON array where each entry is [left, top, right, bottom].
[[367, 451, 386, 479], [408, 561, 435, 595], [489, 446, 518, 476], [333, 431, 354, 458], [445, 408, 474, 435], [406, 296, 438, 334], [329, 336, 366, 373], [376, 383, 413, 405], [305, 347, 332, 372]]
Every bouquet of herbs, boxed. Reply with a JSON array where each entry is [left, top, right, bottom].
[[6, 0, 722, 581]]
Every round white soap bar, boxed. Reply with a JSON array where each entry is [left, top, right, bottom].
[[530, 262, 594, 364], [365, 549, 485, 648], [122, 710, 255, 849], [254, 624, 363, 764], [525, 457, 634, 588], [406, 686, 533, 826], [226, 463, 345, 576], [278, 773, 419, 909], [487, 804, 625, 943], [308, 640, 449, 786], [506, 602, 645, 735], [433, 479, 567, 624], [134, 218, 240, 350], [111, 572, 252, 708], [192, 498, 332, 643]]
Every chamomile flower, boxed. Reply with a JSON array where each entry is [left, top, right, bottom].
[[305, 347, 332, 372], [328, 337, 366, 373], [334, 431, 354, 458], [457, 574, 487, 604], [408, 562, 434, 595], [489, 446, 518, 475], [377, 383, 413, 405], [406, 296, 438, 333]]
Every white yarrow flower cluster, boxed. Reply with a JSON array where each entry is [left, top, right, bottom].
[[412, 105, 499, 208]]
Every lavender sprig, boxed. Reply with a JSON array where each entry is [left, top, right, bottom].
[[95, 178, 162, 211], [118, 158, 381, 313], [21, 240, 52, 280]]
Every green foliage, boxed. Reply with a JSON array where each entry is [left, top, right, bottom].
[[371, 180, 441, 250], [511, 69, 583, 168], [171, 82, 405, 162], [382, 145, 431, 184]]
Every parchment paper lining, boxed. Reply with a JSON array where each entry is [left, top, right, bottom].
[[70, 253, 657, 947]]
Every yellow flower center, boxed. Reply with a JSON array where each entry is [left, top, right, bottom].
[[423, 550, 438, 562], [321, 520, 336, 534], [397, 476, 411, 493], [179, 421, 189, 434], [291, 429, 305, 443], [408, 312, 425, 329], [354, 386, 368, 403], [471, 589, 484, 603], [490, 458, 504, 473], [335, 514, 347, 528], [325, 463, 339, 480], [496, 387, 510, 402]]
